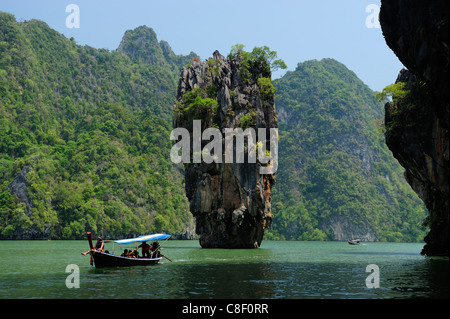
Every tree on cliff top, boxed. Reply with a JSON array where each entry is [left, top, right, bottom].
[[229, 44, 287, 78]]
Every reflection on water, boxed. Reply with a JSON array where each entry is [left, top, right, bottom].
[[378, 258, 449, 299], [171, 262, 277, 299], [0, 240, 448, 299]]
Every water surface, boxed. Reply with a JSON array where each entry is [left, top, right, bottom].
[[0, 240, 448, 299]]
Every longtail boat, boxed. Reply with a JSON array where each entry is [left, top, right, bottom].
[[84, 232, 171, 268]]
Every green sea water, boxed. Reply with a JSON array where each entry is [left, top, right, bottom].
[[0, 240, 448, 299]]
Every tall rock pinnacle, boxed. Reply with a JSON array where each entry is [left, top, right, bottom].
[[173, 50, 278, 248]]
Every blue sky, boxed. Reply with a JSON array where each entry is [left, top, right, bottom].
[[1, 0, 404, 91]]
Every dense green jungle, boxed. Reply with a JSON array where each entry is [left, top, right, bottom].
[[0, 12, 427, 242]]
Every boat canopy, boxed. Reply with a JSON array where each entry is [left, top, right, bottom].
[[114, 234, 171, 245]]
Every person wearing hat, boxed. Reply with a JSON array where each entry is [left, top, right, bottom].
[[81, 236, 104, 255], [94, 236, 104, 252]]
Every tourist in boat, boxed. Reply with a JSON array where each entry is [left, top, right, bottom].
[[126, 248, 138, 258], [151, 241, 161, 258], [138, 241, 151, 258], [121, 249, 129, 257], [81, 236, 104, 255], [95, 236, 105, 252]]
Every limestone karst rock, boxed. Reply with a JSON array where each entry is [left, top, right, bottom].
[[173, 50, 277, 248], [380, 0, 449, 256]]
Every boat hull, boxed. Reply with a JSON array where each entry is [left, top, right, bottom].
[[91, 251, 162, 268]]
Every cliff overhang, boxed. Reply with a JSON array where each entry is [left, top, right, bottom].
[[380, 0, 449, 256]]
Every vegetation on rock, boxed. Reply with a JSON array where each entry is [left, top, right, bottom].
[[0, 11, 427, 243], [0, 12, 194, 239], [266, 59, 427, 242]]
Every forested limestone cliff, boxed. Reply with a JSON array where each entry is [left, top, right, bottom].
[[1, 11, 428, 244], [0, 12, 195, 239], [268, 59, 427, 242]]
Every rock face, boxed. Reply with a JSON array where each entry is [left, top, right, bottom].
[[7, 166, 51, 239], [380, 0, 449, 256], [8, 166, 33, 217], [173, 50, 277, 248]]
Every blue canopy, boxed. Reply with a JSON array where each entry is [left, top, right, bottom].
[[114, 234, 171, 245]]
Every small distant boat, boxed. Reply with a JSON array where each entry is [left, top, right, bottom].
[[347, 239, 360, 245], [84, 232, 171, 268]]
